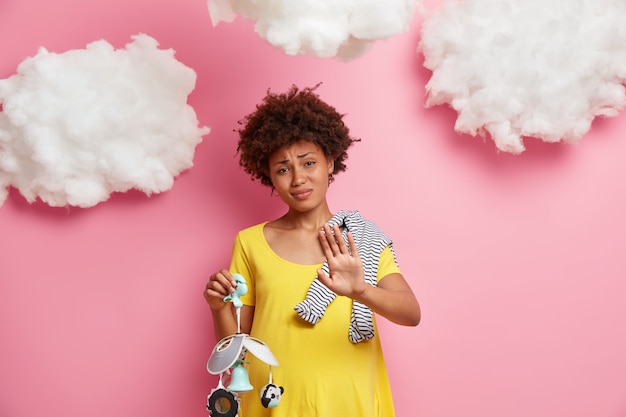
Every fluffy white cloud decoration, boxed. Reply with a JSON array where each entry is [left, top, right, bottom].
[[208, 0, 418, 60], [0, 33, 209, 208], [419, 0, 626, 154]]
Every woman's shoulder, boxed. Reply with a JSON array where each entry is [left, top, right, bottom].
[[341, 210, 386, 232], [236, 221, 268, 238], [232, 222, 271, 255]]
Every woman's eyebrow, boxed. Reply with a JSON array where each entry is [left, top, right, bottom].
[[273, 151, 316, 165]]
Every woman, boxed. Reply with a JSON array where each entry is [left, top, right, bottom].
[[204, 84, 420, 417]]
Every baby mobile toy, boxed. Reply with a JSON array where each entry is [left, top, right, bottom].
[[206, 273, 284, 416]]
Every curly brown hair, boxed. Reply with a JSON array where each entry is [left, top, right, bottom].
[[236, 84, 360, 187]]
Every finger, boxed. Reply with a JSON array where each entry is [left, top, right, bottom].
[[220, 270, 238, 290], [205, 280, 227, 298], [318, 229, 332, 256], [332, 224, 350, 254], [346, 231, 358, 257], [316, 268, 331, 286], [206, 270, 236, 294], [220, 269, 237, 286], [320, 224, 340, 256], [204, 282, 226, 304], [318, 225, 330, 247]]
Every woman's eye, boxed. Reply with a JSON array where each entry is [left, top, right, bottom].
[[277, 167, 288, 174], [304, 161, 315, 167]]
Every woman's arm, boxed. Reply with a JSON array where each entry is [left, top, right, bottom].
[[354, 273, 420, 326]]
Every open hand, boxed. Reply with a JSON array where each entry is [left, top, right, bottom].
[[317, 224, 367, 298]]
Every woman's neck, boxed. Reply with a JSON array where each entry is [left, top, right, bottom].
[[275, 205, 333, 231]]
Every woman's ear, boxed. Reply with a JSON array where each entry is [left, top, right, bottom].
[[327, 159, 335, 174]]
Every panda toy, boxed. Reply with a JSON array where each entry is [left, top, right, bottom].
[[260, 383, 284, 408]]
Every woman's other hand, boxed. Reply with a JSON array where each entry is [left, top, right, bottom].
[[204, 269, 237, 310]]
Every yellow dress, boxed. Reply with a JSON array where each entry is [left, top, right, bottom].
[[229, 222, 400, 417]]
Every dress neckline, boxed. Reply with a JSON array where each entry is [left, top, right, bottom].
[[259, 222, 325, 267]]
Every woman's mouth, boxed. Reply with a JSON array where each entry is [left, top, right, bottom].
[[291, 189, 312, 200]]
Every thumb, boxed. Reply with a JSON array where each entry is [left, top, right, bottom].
[[317, 269, 330, 285]]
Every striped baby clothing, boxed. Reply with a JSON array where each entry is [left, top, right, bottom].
[[294, 210, 396, 343]]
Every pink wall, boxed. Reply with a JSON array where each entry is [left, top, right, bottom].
[[2, 1, 626, 417]]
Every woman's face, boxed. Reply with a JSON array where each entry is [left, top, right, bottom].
[[268, 139, 334, 213]]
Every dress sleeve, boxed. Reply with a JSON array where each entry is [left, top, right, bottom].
[[375, 245, 401, 283], [228, 232, 256, 306]]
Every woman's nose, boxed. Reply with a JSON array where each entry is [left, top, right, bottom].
[[291, 168, 306, 186]]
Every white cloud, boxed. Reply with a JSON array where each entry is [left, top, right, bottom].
[[208, 0, 418, 60], [0, 33, 209, 208], [418, 0, 626, 153]]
